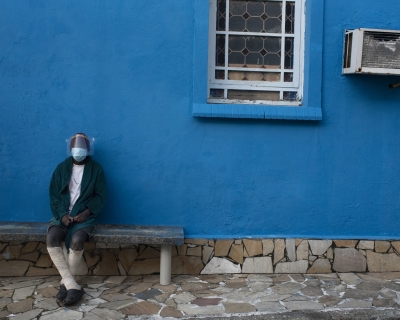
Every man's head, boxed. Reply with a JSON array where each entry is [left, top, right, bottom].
[[70, 133, 90, 151], [70, 133, 90, 162]]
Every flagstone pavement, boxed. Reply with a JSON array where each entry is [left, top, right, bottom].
[[2, 272, 400, 319]]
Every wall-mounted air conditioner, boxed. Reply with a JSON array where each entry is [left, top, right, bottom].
[[342, 28, 400, 75]]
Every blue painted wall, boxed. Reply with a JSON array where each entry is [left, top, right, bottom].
[[1, 0, 400, 239]]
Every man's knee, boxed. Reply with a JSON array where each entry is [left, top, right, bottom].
[[70, 231, 87, 251], [46, 226, 65, 248]]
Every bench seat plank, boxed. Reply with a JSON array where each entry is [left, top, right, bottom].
[[95, 224, 184, 245], [0, 222, 184, 245], [0, 222, 48, 242]]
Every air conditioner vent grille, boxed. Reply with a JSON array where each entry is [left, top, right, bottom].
[[362, 31, 400, 69]]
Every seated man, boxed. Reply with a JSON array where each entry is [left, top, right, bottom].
[[47, 133, 107, 305]]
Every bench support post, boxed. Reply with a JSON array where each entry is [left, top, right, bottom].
[[160, 244, 172, 285]]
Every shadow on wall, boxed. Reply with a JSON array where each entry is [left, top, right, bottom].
[[343, 73, 400, 104], [194, 115, 323, 128]]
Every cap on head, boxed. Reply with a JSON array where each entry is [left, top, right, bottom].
[[70, 133, 90, 151]]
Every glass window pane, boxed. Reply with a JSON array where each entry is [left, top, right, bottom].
[[210, 89, 225, 98], [229, 36, 281, 68], [217, 0, 226, 31], [247, 1, 264, 16], [216, 35, 226, 67], [264, 17, 281, 33], [215, 70, 225, 79], [246, 16, 264, 32], [284, 37, 294, 69], [285, 2, 295, 34], [284, 73, 293, 82], [265, 1, 282, 17], [229, 1, 283, 34], [264, 72, 281, 81], [265, 2, 282, 33], [265, 37, 281, 53], [227, 90, 280, 101], [230, 0, 246, 16], [264, 53, 281, 67], [228, 71, 281, 81], [283, 91, 297, 101], [230, 15, 246, 31]]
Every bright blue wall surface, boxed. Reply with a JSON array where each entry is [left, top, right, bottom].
[[1, 0, 400, 239]]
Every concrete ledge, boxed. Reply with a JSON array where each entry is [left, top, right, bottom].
[[0, 222, 184, 245], [0, 222, 48, 242], [95, 224, 184, 245]]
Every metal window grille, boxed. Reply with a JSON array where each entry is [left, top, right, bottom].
[[208, 0, 304, 105]]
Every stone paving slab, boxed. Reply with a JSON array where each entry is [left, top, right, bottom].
[[1, 273, 400, 318], [99, 299, 137, 310], [34, 298, 59, 311], [12, 308, 43, 320], [254, 301, 286, 312], [40, 308, 83, 320]]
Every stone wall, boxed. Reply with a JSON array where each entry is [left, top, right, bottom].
[[1, 239, 400, 277]]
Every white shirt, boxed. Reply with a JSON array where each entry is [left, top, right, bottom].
[[68, 164, 85, 212]]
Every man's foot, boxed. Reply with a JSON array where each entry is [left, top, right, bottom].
[[63, 288, 85, 306], [56, 284, 67, 300]]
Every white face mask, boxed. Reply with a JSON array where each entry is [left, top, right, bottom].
[[71, 148, 87, 162]]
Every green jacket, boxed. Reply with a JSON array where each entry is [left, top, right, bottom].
[[49, 156, 107, 249]]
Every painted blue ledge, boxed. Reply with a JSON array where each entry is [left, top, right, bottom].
[[193, 104, 322, 121]]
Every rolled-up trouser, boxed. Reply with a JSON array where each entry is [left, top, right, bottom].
[[46, 225, 91, 290], [46, 224, 92, 250]]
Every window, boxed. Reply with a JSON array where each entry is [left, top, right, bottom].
[[192, 0, 323, 120], [208, 0, 305, 105]]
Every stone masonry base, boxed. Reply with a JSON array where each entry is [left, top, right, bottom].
[[0, 239, 399, 277]]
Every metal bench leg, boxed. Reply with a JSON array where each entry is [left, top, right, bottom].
[[160, 244, 172, 285]]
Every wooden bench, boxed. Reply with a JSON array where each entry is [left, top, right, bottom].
[[0, 222, 184, 285]]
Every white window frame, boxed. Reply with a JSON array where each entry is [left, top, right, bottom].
[[208, 0, 305, 106]]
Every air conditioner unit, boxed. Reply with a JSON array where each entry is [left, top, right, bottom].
[[342, 28, 400, 75]]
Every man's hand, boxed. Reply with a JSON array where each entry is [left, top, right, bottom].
[[73, 209, 91, 223], [61, 214, 74, 227]]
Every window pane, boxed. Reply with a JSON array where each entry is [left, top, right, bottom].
[[283, 91, 297, 101], [230, 0, 246, 16], [210, 89, 225, 98], [264, 72, 281, 81], [230, 15, 246, 31], [265, 1, 282, 17], [228, 71, 281, 81], [229, 36, 281, 68], [229, 1, 283, 33], [227, 90, 280, 101], [247, 16, 264, 32], [216, 35, 226, 67], [284, 72, 293, 82], [246, 1, 264, 32], [217, 0, 226, 31], [264, 2, 282, 33], [284, 37, 294, 69], [285, 2, 295, 34], [215, 70, 225, 79]]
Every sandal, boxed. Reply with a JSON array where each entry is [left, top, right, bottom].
[[56, 284, 67, 300], [63, 288, 85, 306]]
